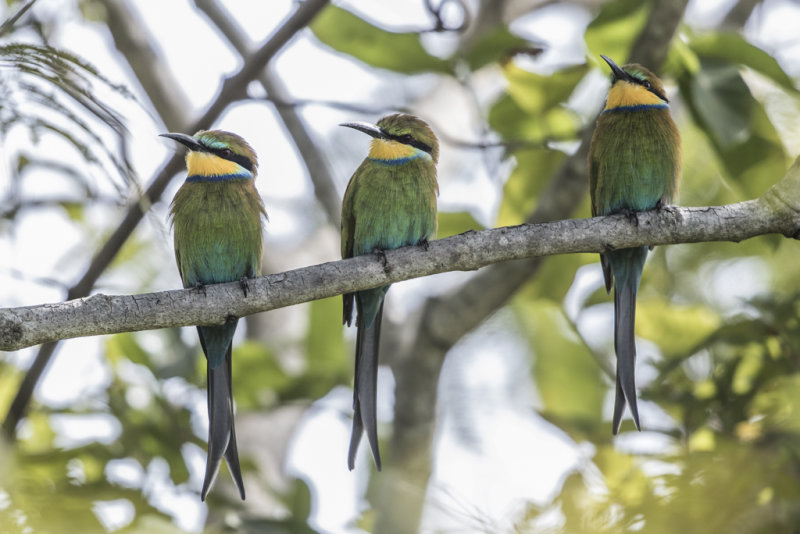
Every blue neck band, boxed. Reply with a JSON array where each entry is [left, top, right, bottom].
[[368, 153, 427, 166], [603, 103, 669, 114], [186, 173, 252, 183]]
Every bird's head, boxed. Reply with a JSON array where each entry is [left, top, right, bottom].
[[160, 130, 258, 181], [340, 113, 439, 164], [601, 55, 668, 110]]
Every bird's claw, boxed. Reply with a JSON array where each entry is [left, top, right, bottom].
[[239, 276, 250, 298], [619, 208, 640, 226], [195, 282, 207, 297], [373, 249, 390, 274], [418, 238, 430, 252]]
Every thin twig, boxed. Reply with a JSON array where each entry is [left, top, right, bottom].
[[0, 0, 38, 37]]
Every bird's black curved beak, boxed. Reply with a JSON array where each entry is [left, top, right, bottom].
[[160, 132, 205, 152], [339, 122, 385, 140], [600, 55, 632, 83]]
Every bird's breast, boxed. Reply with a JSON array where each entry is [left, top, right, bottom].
[[171, 181, 264, 287]]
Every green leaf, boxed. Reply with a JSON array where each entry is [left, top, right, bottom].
[[749, 374, 800, 434], [285, 296, 350, 401], [60, 201, 84, 221], [310, 6, 450, 74], [0, 364, 21, 418], [106, 332, 150, 367], [519, 254, 594, 304], [689, 32, 798, 94], [437, 210, 484, 238], [504, 63, 588, 115], [495, 148, 567, 226], [517, 299, 605, 424], [678, 58, 789, 198], [463, 28, 531, 71], [584, 0, 650, 64], [636, 298, 721, 359], [688, 61, 752, 148], [232, 340, 290, 409]]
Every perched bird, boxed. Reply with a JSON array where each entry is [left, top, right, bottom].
[[162, 130, 266, 500], [340, 114, 439, 470], [588, 56, 681, 434]]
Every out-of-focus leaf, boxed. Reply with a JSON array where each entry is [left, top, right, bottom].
[[284, 296, 350, 401], [437, 210, 484, 238], [287, 478, 316, 532], [124, 514, 186, 534], [688, 426, 716, 451], [732, 342, 764, 394], [688, 61, 751, 148], [678, 57, 788, 198], [750, 374, 800, 434], [60, 201, 84, 221], [310, 6, 450, 74], [522, 254, 593, 303], [0, 364, 21, 418], [584, 0, 650, 64], [517, 299, 605, 424], [495, 148, 567, 226], [689, 32, 798, 94], [232, 340, 289, 409], [106, 332, 150, 366], [464, 28, 532, 71], [18, 412, 55, 454], [636, 298, 721, 359], [489, 64, 584, 151], [593, 443, 651, 506], [504, 63, 588, 115]]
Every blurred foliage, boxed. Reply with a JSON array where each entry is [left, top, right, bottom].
[[0, 42, 135, 221], [2, 0, 800, 533]]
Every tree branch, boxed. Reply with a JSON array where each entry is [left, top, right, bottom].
[[1, 0, 330, 438], [101, 0, 191, 131], [193, 0, 342, 224], [2, 184, 799, 352]]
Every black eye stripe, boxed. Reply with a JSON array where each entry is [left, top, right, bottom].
[[383, 131, 433, 154], [627, 74, 668, 103], [203, 146, 253, 172]]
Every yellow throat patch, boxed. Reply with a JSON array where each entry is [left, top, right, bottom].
[[605, 81, 665, 110], [368, 138, 420, 161], [186, 151, 243, 177]]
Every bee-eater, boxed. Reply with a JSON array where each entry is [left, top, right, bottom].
[[588, 56, 681, 434], [340, 114, 439, 470], [162, 130, 266, 500]]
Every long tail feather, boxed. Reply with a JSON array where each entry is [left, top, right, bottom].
[[201, 345, 245, 500], [612, 282, 640, 434], [348, 303, 384, 471]]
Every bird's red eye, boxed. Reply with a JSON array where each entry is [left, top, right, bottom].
[[401, 134, 414, 143], [220, 148, 232, 158], [643, 81, 651, 89]]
